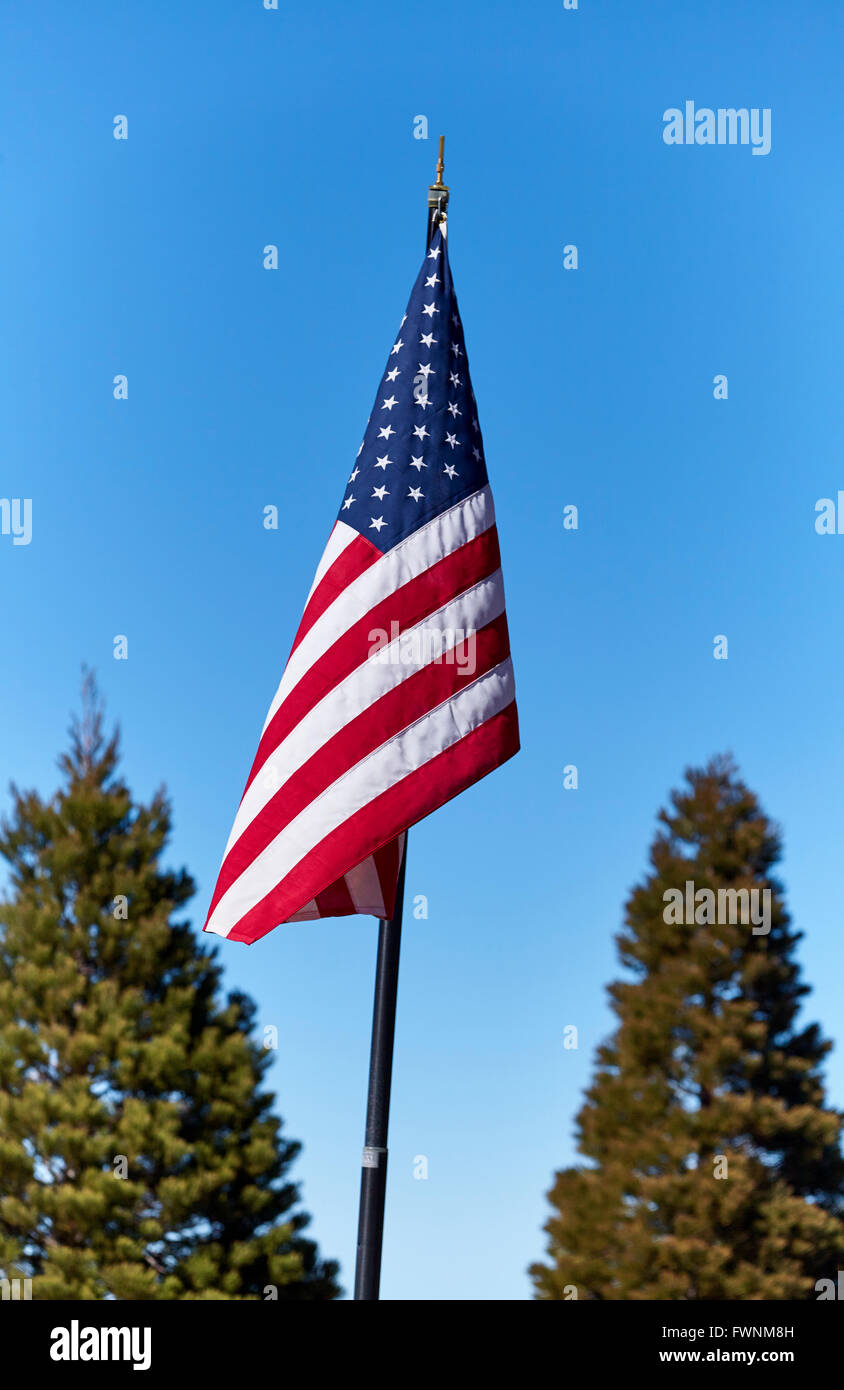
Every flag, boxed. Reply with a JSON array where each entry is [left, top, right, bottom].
[[204, 224, 519, 944]]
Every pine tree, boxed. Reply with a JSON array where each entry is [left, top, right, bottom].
[[531, 756, 844, 1300], [0, 675, 340, 1300]]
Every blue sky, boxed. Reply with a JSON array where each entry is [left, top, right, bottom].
[[2, 0, 844, 1299]]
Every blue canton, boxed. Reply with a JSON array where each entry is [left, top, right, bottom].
[[338, 227, 488, 551]]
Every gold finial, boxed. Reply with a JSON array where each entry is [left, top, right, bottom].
[[427, 135, 450, 214], [433, 135, 446, 189]]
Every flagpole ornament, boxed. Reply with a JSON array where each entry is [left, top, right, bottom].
[[427, 135, 449, 244]]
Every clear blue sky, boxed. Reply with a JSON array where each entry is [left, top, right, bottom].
[[2, 0, 843, 1300]]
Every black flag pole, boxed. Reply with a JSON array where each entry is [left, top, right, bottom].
[[352, 144, 449, 1302], [352, 834, 407, 1300]]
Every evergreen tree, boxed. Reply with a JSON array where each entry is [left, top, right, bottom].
[[0, 675, 340, 1300], [532, 756, 844, 1300]]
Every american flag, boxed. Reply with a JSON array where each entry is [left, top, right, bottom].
[[204, 224, 519, 945]]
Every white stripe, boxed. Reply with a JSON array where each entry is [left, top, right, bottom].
[[206, 657, 514, 938], [263, 487, 495, 731], [344, 856, 386, 917], [304, 520, 358, 606], [224, 571, 506, 855]]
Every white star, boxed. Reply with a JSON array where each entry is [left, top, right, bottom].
[[445, 432, 460, 449], [428, 245, 441, 260], [472, 417, 479, 431], [372, 485, 389, 500], [342, 495, 356, 509], [375, 454, 393, 470], [400, 314, 407, 326], [408, 486, 424, 501], [449, 371, 461, 387], [451, 342, 462, 357], [444, 463, 458, 479], [414, 393, 430, 409], [472, 445, 481, 460], [417, 363, 434, 378], [370, 516, 387, 532], [409, 455, 427, 471], [422, 302, 439, 318], [425, 273, 440, 288], [386, 367, 400, 382], [451, 312, 460, 328], [412, 424, 429, 441], [378, 425, 395, 440], [420, 332, 436, 348], [447, 402, 461, 418], [391, 339, 403, 356], [357, 441, 365, 455], [381, 395, 398, 410], [348, 467, 359, 482]]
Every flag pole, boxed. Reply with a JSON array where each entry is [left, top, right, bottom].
[[353, 837, 407, 1300], [353, 144, 449, 1302]]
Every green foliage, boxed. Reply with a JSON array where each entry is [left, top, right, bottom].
[[0, 674, 340, 1300], [532, 756, 844, 1300]]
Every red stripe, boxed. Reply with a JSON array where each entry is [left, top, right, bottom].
[[243, 525, 502, 794], [291, 531, 380, 655], [205, 615, 512, 920], [315, 877, 356, 916], [224, 700, 520, 942], [284, 806, 405, 924]]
